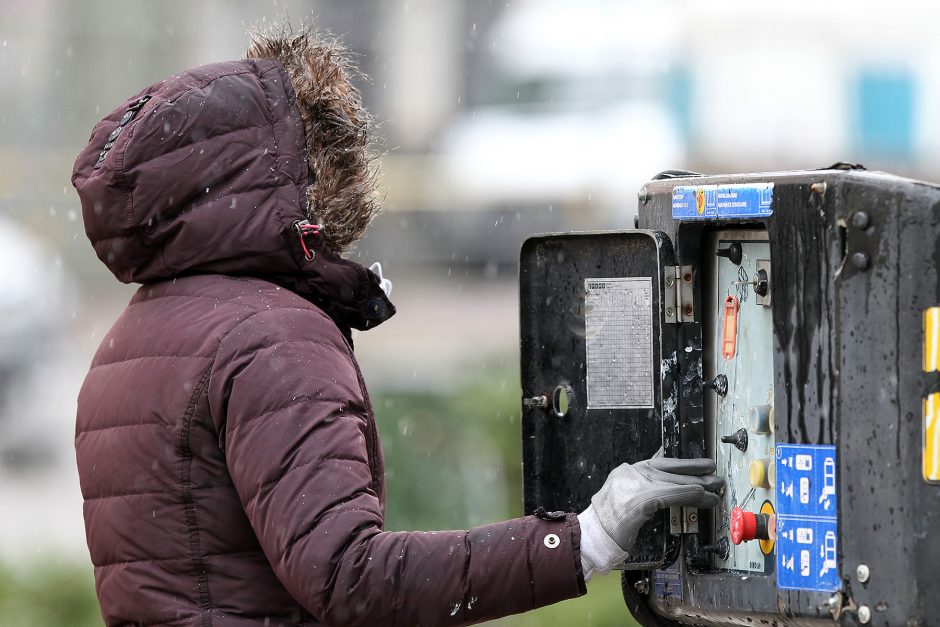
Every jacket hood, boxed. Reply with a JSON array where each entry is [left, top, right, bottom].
[[71, 58, 393, 330]]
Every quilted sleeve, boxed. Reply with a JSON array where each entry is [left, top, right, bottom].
[[207, 306, 585, 626]]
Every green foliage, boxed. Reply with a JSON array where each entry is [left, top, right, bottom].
[[374, 357, 639, 627], [0, 559, 100, 627]]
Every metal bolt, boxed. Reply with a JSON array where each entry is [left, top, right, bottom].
[[666, 307, 674, 318], [857, 564, 870, 583], [858, 605, 871, 624], [683, 304, 694, 317], [823, 592, 843, 618], [851, 211, 871, 230], [688, 512, 698, 522], [666, 276, 674, 287], [851, 252, 870, 271]]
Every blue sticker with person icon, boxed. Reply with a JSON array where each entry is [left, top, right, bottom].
[[775, 444, 840, 593]]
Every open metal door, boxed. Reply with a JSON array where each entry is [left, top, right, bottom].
[[520, 230, 679, 569]]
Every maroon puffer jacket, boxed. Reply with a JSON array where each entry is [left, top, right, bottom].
[[72, 59, 584, 626]]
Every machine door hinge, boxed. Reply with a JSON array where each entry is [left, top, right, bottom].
[[669, 506, 700, 534], [664, 265, 695, 324]]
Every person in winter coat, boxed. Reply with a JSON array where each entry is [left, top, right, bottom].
[[72, 28, 723, 626]]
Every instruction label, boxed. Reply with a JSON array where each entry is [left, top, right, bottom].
[[584, 277, 654, 409], [775, 444, 840, 592], [672, 183, 774, 220]]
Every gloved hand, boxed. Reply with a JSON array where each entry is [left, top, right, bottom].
[[577, 457, 723, 580]]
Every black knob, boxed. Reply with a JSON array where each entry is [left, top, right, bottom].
[[754, 268, 769, 297], [703, 374, 728, 397], [716, 242, 742, 265], [720, 427, 748, 453], [702, 537, 730, 560]]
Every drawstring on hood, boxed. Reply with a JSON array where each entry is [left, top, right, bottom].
[[293, 220, 322, 261]]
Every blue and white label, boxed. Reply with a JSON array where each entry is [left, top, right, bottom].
[[776, 444, 838, 518], [776, 518, 840, 592], [672, 183, 774, 220], [775, 444, 840, 593]]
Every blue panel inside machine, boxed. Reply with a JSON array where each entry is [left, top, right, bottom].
[[775, 444, 840, 592]]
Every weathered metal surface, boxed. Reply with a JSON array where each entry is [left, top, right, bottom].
[[522, 168, 940, 626]]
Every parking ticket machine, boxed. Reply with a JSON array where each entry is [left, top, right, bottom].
[[520, 167, 940, 626]]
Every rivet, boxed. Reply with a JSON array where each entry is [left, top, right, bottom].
[[858, 605, 871, 624], [851, 252, 870, 271], [543, 533, 560, 549], [857, 564, 870, 583], [851, 211, 870, 230]]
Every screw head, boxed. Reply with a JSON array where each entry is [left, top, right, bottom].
[[683, 304, 694, 317], [851, 252, 870, 271], [857, 564, 870, 583], [666, 307, 674, 317], [851, 211, 871, 230], [858, 605, 872, 624]]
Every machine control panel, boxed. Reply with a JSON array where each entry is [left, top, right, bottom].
[[706, 230, 776, 573], [521, 169, 940, 625]]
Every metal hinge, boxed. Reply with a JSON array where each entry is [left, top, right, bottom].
[[664, 265, 695, 324], [669, 506, 700, 534]]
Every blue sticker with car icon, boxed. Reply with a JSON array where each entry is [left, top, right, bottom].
[[775, 444, 840, 592]]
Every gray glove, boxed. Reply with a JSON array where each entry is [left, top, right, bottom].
[[578, 457, 723, 580]]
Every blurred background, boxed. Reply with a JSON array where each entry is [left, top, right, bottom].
[[0, 0, 937, 624]]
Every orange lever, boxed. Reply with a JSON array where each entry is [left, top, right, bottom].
[[722, 295, 739, 359]]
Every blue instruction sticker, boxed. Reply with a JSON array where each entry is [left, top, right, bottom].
[[775, 444, 840, 593], [672, 183, 774, 220], [776, 518, 840, 592]]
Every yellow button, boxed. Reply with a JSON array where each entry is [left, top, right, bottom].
[[749, 459, 770, 489]]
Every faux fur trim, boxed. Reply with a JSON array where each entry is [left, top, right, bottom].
[[247, 26, 379, 254]]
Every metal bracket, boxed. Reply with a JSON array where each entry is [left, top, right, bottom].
[[664, 265, 695, 324], [664, 267, 677, 324], [669, 506, 700, 534]]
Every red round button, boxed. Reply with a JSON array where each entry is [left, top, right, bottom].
[[730, 506, 758, 545]]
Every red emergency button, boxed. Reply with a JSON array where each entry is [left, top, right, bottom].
[[730, 507, 757, 545], [730, 506, 772, 545]]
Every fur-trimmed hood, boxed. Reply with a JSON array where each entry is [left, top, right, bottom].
[[247, 30, 378, 255], [71, 58, 394, 331]]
